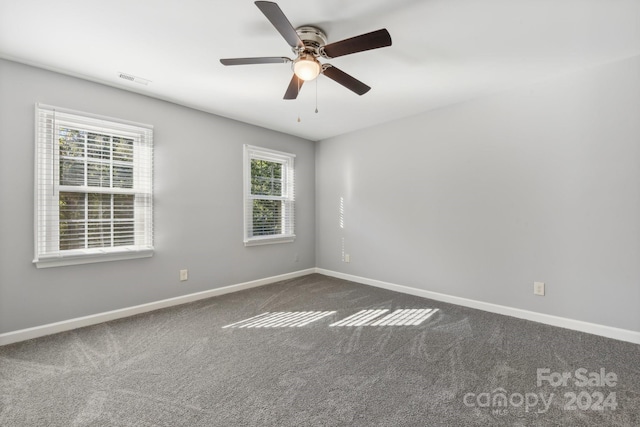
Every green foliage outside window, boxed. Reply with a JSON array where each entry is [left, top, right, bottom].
[[251, 159, 283, 236], [58, 128, 135, 250]]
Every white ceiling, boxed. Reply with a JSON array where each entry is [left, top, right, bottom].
[[1, 0, 639, 141]]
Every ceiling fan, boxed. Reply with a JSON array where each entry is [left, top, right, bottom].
[[220, 1, 392, 100]]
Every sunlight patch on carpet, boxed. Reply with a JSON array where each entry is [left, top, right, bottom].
[[223, 308, 438, 329], [330, 309, 438, 327], [222, 311, 336, 328]]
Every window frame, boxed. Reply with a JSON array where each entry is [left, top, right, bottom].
[[243, 145, 295, 246], [34, 104, 153, 268]]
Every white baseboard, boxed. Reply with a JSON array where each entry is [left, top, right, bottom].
[[0, 268, 315, 346], [316, 268, 640, 345]]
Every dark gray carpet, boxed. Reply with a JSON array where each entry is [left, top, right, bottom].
[[1, 274, 638, 426]]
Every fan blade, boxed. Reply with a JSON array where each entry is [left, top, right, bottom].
[[284, 74, 303, 100], [321, 29, 392, 59], [322, 65, 371, 95], [255, 1, 304, 49], [220, 57, 290, 66]]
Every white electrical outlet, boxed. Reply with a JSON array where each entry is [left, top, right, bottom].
[[180, 269, 188, 282], [534, 281, 545, 296], [344, 254, 350, 263]]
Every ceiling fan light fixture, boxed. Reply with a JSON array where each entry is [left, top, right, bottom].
[[219, 3, 393, 99], [293, 55, 320, 81]]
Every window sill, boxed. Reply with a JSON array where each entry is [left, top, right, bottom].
[[244, 235, 295, 247], [34, 247, 154, 268]]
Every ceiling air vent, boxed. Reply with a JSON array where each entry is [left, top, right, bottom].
[[118, 72, 150, 85]]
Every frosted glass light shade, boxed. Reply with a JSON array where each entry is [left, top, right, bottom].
[[293, 58, 320, 81]]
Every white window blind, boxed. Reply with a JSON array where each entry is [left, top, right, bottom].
[[243, 145, 295, 246], [34, 104, 153, 268]]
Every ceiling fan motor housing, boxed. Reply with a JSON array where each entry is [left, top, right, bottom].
[[294, 26, 328, 56]]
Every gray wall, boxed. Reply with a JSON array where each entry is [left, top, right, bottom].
[[3, 54, 639, 336], [0, 59, 315, 334], [316, 55, 640, 332]]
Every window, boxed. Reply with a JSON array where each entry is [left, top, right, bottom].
[[243, 145, 295, 246], [34, 104, 153, 268]]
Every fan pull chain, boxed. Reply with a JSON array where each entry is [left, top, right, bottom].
[[315, 78, 319, 113], [297, 77, 302, 122]]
